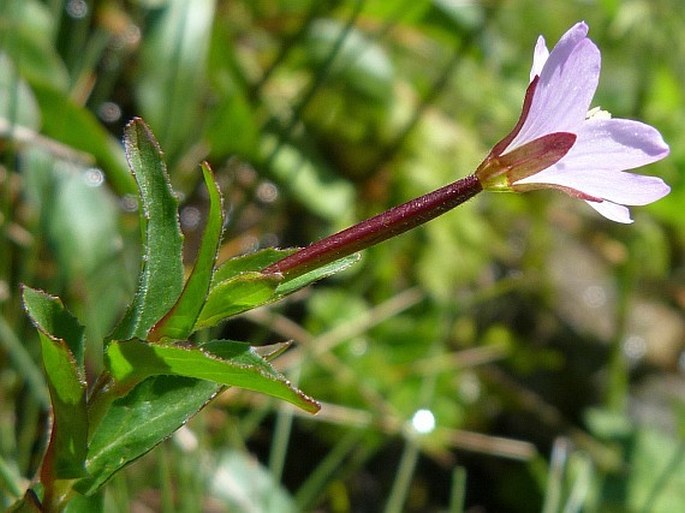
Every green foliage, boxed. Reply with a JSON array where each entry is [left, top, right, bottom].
[[104, 339, 318, 413], [194, 272, 282, 329], [22, 288, 88, 480], [109, 119, 186, 342], [1, 1, 683, 512], [10, 118, 349, 510], [149, 163, 223, 340], [136, 0, 216, 164], [74, 376, 221, 497], [30, 83, 134, 195], [585, 408, 685, 512]]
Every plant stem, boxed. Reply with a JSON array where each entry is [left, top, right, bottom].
[[263, 174, 482, 278], [449, 466, 468, 513]]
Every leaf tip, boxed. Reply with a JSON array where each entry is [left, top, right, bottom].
[[301, 393, 322, 414], [124, 116, 164, 160]]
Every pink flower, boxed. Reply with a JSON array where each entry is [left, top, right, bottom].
[[476, 22, 670, 223]]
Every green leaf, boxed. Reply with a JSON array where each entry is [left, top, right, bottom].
[[21, 286, 88, 479], [587, 408, 685, 512], [149, 163, 224, 341], [22, 286, 86, 371], [75, 376, 220, 496], [110, 118, 185, 342], [275, 253, 360, 297], [105, 339, 318, 413], [78, 338, 308, 496], [39, 162, 121, 280], [64, 491, 103, 513], [37, 335, 87, 478], [212, 249, 359, 296], [212, 248, 297, 284], [194, 272, 282, 330], [195, 250, 359, 331]]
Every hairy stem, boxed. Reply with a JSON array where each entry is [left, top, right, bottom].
[[264, 174, 482, 278]]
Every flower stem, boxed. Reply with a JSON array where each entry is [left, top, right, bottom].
[[263, 174, 482, 278]]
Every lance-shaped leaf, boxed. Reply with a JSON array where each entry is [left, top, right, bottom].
[[212, 248, 298, 284], [105, 339, 319, 413], [149, 162, 224, 341], [194, 272, 282, 331], [75, 375, 220, 496], [274, 253, 360, 297], [75, 340, 316, 496], [193, 249, 359, 331], [22, 286, 88, 479], [211, 248, 359, 295], [110, 118, 185, 342]]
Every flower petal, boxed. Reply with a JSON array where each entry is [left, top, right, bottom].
[[562, 118, 669, 171], [530, 36, 549, 81], [516, 164, 670, 204], [514, 118, 671, 205], [585, 200, 633, 223], [506, 22, 599, 150]]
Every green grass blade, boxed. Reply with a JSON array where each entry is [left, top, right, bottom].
[[449, 467, 467, 513], [0, 313, 49, 408], [135, 0, 216, 163]]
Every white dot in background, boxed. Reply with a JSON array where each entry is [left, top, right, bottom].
[[411, 409, 436, 434], [622, 334, 647, 364], [98, 102, 122, 123], [256, 181, 278, 203], [83, 168, 104, 187], [66, 0, 88, 18], [181, 206, 202, 230], [120, 194, 138, 212], [582, 285, 607, 308]]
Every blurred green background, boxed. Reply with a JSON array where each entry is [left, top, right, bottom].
[[1, 0, 684, 511]]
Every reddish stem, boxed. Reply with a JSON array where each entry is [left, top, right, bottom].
[[263, 174, 482, 278]]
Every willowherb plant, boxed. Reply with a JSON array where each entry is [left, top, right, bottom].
[[13, 22, 669, 512]]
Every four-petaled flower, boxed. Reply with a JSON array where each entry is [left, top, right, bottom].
[[476, 21, 670, 223]]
